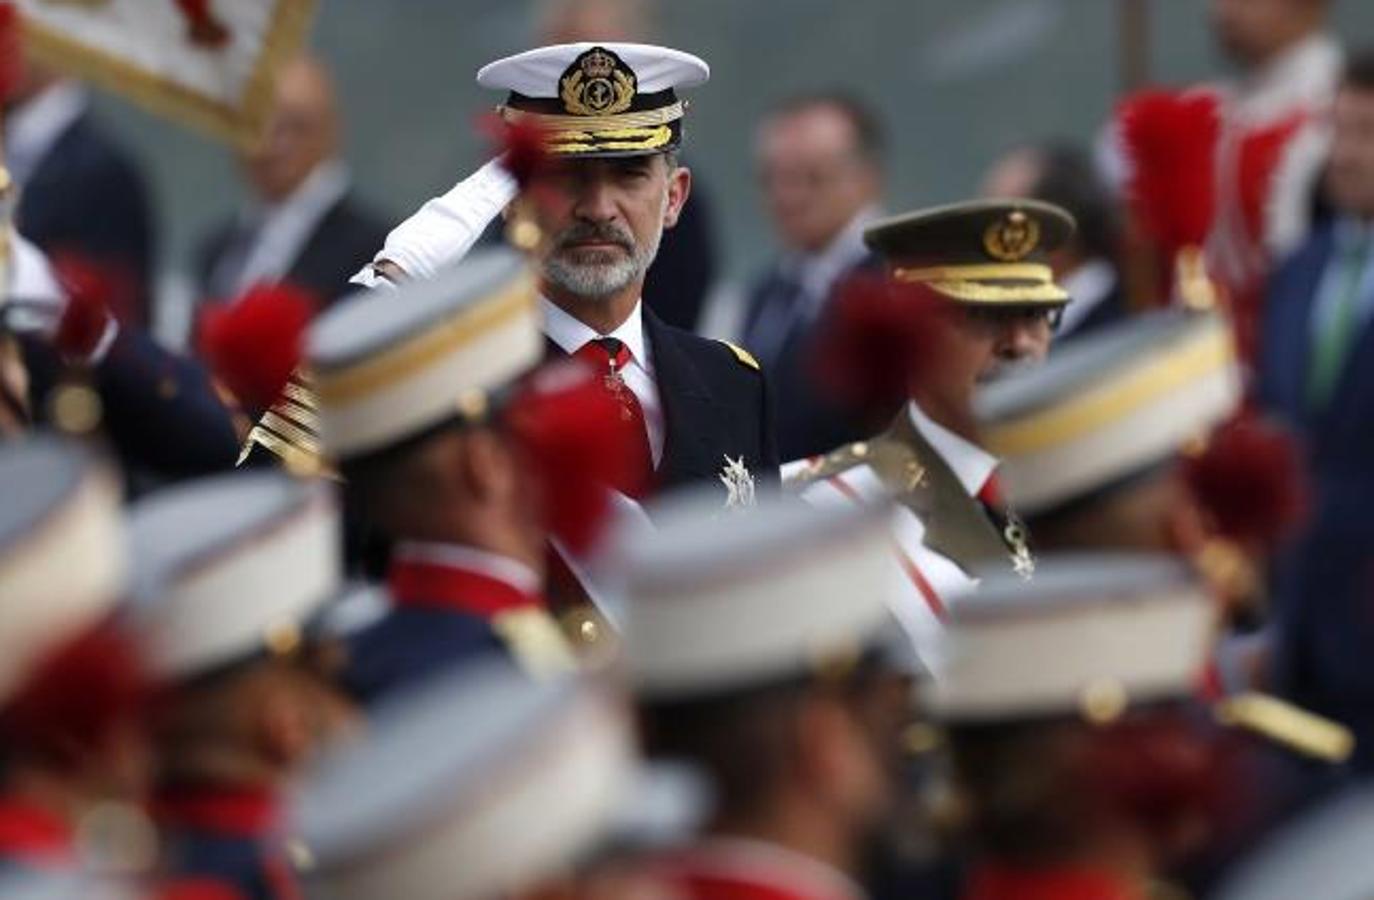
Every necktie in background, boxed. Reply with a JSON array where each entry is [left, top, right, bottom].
[[1307, 233, 1371, 411]]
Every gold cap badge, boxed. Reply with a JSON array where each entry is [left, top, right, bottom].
[[983, 210, 1041, 262], [560, 46, 637, 117]]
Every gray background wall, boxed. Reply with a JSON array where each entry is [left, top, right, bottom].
[[83, 0, 1374, 326]]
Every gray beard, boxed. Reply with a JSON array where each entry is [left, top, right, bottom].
[[541, 221, 666, 300]]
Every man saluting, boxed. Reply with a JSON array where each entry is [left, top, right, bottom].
[[354, 43, 777, 501]]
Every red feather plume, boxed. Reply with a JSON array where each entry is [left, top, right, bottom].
[[0, 2, 23, 103], [196, 283, 316, 414], [811, 273, 951, 420], [1181, 413, 1308, 549], [503, 361, 644, 555], [1118, 89, 1221, 254], [480, 112, 552, 190], [0, 625, 151, 768], [49, 252, 116, 361]]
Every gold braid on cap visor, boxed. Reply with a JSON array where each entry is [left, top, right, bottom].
[[893, 263, 1069, 305], [499, 103, 681, 154]]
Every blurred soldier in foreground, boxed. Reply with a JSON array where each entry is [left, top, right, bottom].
[[787, 200, 1073, 637], [309, 251, 586, 701], [292, 660, 642, 900], [0, 437, 155, 876], [933, 556, 1254, 900], [127, 471, 356, 899], [621, 494, 917, 897]]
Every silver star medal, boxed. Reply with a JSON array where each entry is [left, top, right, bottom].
[[1004, 514, 1035, 580], [719, 455, 756, 510]]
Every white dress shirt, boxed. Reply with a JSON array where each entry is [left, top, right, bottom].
[[541, 297, 665, 466], [1056, 258, 1119, 340]]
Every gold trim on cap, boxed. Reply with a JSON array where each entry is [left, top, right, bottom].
[[500, 102, 685, 134], [546, 125, 675, 155], [314, 274, 537, 406], [983, 322, 1235, 457], [893, 262, 1069, 305]]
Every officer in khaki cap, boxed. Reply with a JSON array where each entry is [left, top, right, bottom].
[[787, 199, 1075, 641]]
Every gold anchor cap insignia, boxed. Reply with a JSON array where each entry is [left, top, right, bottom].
[[560, 46, 637, 117], [983, 210, 1041, 262]]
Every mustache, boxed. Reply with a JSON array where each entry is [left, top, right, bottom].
[[552, 222, 636, 252]]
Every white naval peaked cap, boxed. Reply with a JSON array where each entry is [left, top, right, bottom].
[[478, 42, 709, 95], [309, 249, 542, 462], [127, 471, 340, 680], [0, 435, 125, 704], [975, 309, 1241, 516], [293, 660, 635, 900], [620, 492, 902, 700], [929, 554, 1215, 723], [478, 42, 708, 157]]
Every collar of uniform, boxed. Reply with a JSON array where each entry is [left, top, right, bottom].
[[658, 837, 865, 900], [0, 796, 73, 864], [5, 82, 88, 185], [152, 785, 281, 838], [388, 541, 542, 616], [907, 401, 998, 497], [964, 862, 1145, 900], [541, 296, 654, 375]]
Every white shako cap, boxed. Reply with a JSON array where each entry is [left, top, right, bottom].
[[126, 471, 340, 680], [929, 554, 1216, 723], [620, 490, 902, 701], [976, 309, 1241, 516], [309, 249, 542, 462], [292, 660, 635, 900], [0, 434, 125, 703]]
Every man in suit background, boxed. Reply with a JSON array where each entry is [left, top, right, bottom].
[[194, 56, 386, 314], [1259, 48, 1374, 771], [741, 93, 886, 460], [5, 63, 156, 328], [981, 140, 1129, 346]]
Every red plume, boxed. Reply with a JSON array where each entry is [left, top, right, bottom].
[[49, 252, 116, 361], [0, 625, 151, 768], [1118, 89, 1221, 254], [1181, 413, 1309, 549], [0, 2, 23, 103], [173, 0, 231, 49], [812, 273, 951, 420], [480, 112, 552, 190], [503, 361, 643, 555], [196, 283, 316, 414]]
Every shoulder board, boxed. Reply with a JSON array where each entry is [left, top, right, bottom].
[[783, 440, 874, 489], [717, 340, 761, 372]]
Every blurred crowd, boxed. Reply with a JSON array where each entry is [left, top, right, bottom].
[[4, 0, 1374, 898]]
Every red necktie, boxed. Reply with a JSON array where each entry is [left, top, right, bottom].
[[574, 337, 654, 495], [977, 470, 1004, 509]]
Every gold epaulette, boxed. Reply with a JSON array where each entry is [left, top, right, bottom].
[[491, 608, 578, 678], [718, 340, 761, 372], [782, 440, 875, 491], [1215, 692, 1355, 763], [236, 371, 330, 478]]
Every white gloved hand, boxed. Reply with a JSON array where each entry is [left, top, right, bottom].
[[352, 157, 518, 286]]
